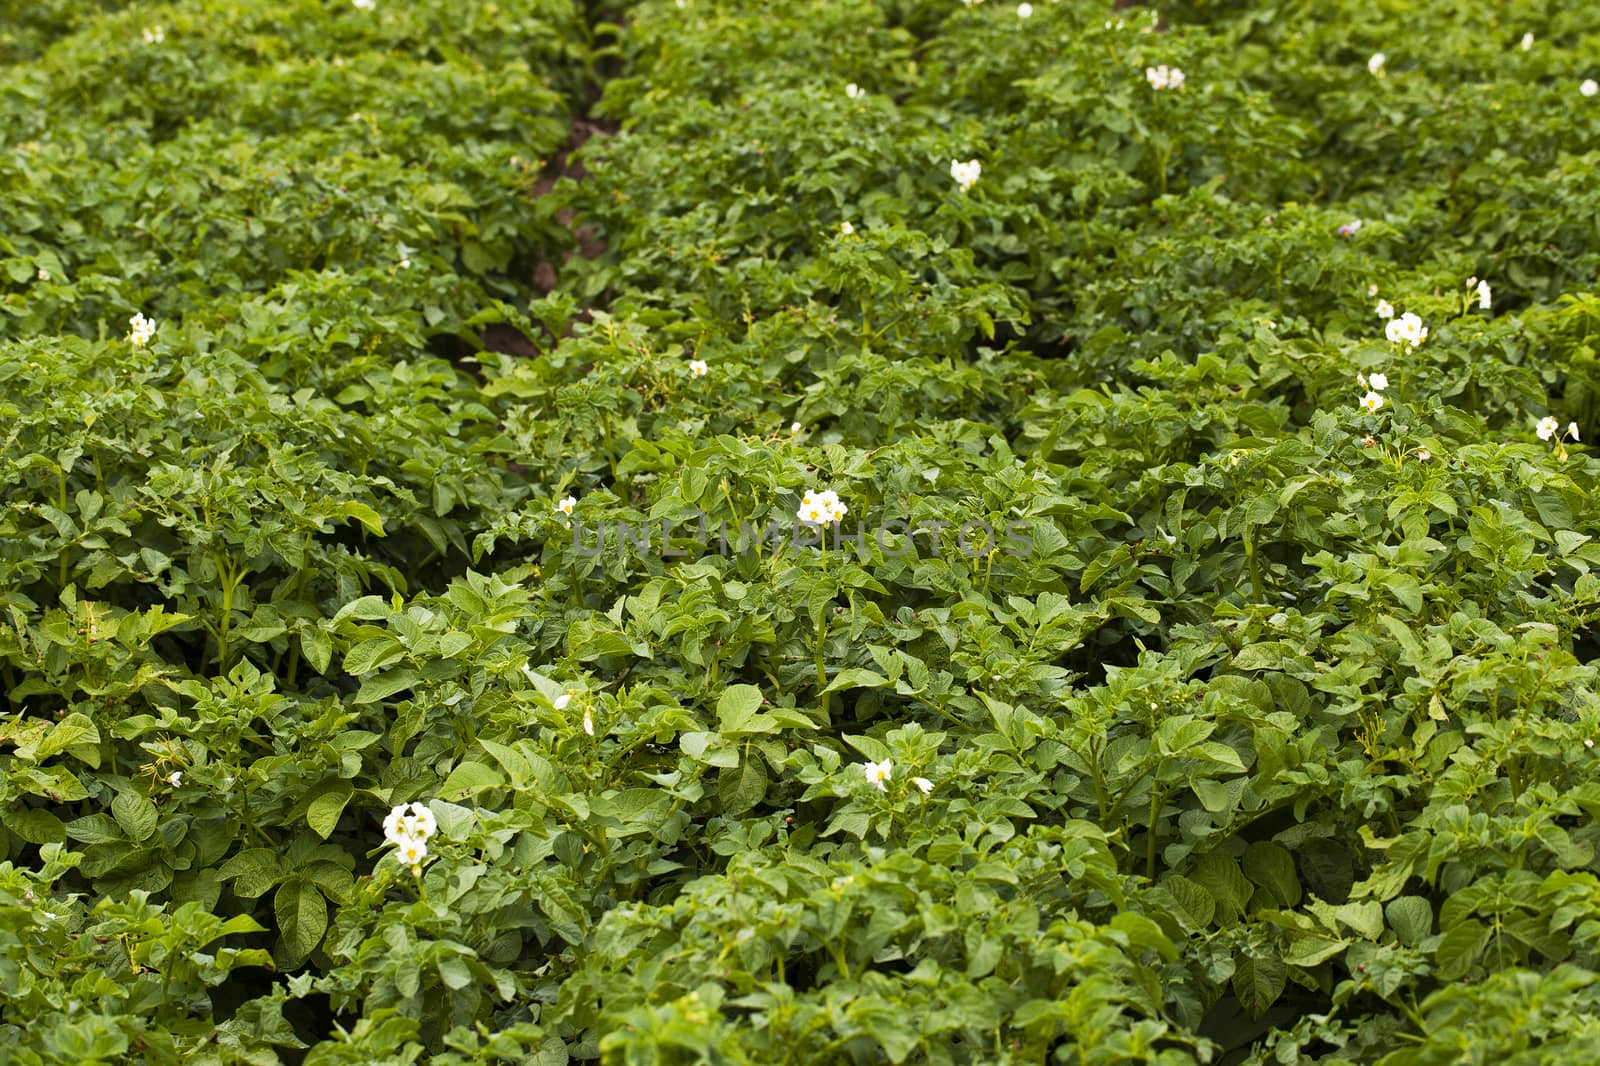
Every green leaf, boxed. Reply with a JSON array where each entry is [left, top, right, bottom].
[[331, 501, 386, 537], [306, 781, 354, 840], [354, 667, 422, 705], [439, 760, 504, 800], [1232, 954, 1287, 1016], [1161, 874, 1215, 932], [1192, 852, 1253, 924], [1110, 912, 1177, 961], [842, 733, 890, 763], [479, 738, 534, 790], [1435, 918, 1490, 980], [275, 878, 328, 966], [4, 807, 66, 844], [1334, 900, 1385, 940], [344, 637, 404, 676], [1300, 842, 1355, 902], [219, 848, 286, 899], [680, 731, 740, 767], [1244, 841, 1302, 908], [1154, 715, 1214, 755], [1285, 935, 1347, 967], [1385, 896, 1434, 947], [820, 668, 892, 695], [33, 712, 101, 764], [1192, 777, 1233, 813], [65, 814, 124, 845], [718, 757, 768, 816], [716, 684, 770, 734], [111, 791, 159, 843], [300, 625, 333, 676], [437, 955, 474, 991]]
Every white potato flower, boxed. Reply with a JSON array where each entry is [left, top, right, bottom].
[[1368, 53, 1386, 76], [1146, 65, 1183, 90], [1537, 416, 1560, 441], [1359, 391, 1384, 414], [1570, 422, 1581, 441], [689, 359, 708, 377], [1375, 299, 1394, 319], [863, 759, 892, 791], [950, 159, 981, 192], [582, 708, 594, 736], [554, 692, 572, 711], [1521, 32, 1534, 51], [1385, 312, 1427, 348], [1475, 279, 1492, 309], [846, 83, 863, 99], [129, 313, 157, 346], [1583, 79, 1599, 98], [839, 220, 854, 235], [142, 26, 165, 44], [913, 777, 934, 795], [383, 802, 437, 846], [395, 837, 428, 866], [353, 0, 375, 9], [798, 487, 847, 525], [1017, 3, 1033, 16], [1368, 372, 1388, 391], [556, 495, 577, 516]]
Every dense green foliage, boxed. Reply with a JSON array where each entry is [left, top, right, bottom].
[[5, 0, 1600, 1062]]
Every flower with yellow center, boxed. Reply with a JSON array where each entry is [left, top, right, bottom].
[[797, 487, 847, 525], [950, 159, 981, 192], [128, 313, 157, 346]]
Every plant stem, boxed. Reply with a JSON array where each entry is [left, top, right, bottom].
[[1146, 787, 1164, 880]]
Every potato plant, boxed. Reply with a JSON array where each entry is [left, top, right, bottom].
[[4, 0, 1600, 1063]]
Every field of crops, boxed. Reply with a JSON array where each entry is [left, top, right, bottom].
[[5, 0, 1600, 1062]]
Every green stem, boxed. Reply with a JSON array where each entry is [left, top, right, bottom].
[[826, 939, 851, 982], [1146, 787, 1165, 880], [283, 641, 300, 689], [1089, 742, 1111, 826], [217, 570, 235, 671], [815, 608, 831, 720], [1245, 525, 1265, 603], [58, 467, 70, 590]]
